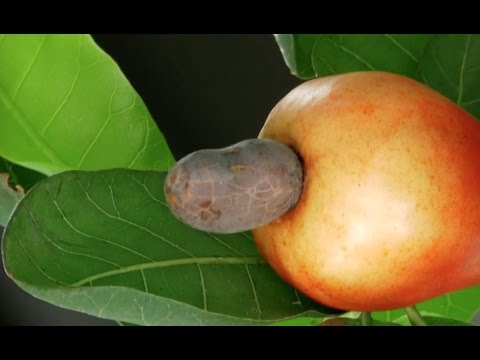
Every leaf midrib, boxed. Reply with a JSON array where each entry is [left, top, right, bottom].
[[71, 256, 265, 287]]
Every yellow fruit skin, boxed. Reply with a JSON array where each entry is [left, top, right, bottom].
[[252, 71, 480, 311]]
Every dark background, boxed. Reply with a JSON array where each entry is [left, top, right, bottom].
[[0, 34, 301, 325]]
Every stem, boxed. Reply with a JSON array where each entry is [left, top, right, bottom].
[[405, 306, 427, 326], [361, 312, 372, 326]]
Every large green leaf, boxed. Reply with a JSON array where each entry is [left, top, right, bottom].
[[0, 34, 175, 176], [275, 34, 433, 80], [417, 34, 480, 119], [2, 169, 337, 325], [392, 313, 475, 326], [422, 316, 474, 326]]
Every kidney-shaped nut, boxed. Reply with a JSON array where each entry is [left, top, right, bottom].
[[164, 139, 303, 233]]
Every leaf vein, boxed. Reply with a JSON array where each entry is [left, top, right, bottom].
[[41, 35, 82, 135], [98, 292, 116, 318], [76, 177, 195, 258], [311, 39, 336, 76], [14, 233, 65, 285], [29, 210, 122, 268], [245, 264, 262, 319], [206, 233, 244, 256], [140, 269, 149, 294], [326, 40, 376, 70], [420, 72, 430, 87], [134, 297, 147, 325], [384, 34, 417, 62], [241, 232, 254, 242], [49, 188, 155, 262], [70, 256, 263, 287], [431, 45, 458, 90], [0, 83, 68, 168], [293, 289, 303, 308], [12, 35, 47, 101], [198, 265, 208, 311], [76, 71, 119, 168], [102, 173, 120, 217], [129, 173, 163, 205], [466, 64, 480, 73], [458, 34, 472, 105], [127, 112, 154, 169], [462, 97, 480, 106]]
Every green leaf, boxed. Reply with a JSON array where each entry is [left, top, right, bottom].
[[423, 316, 474, 326], [392, 312, 475, 326], [2, 169, 337, 325], [274, 34, 323, 79], [275, 34, 480, 120], [373, 286, 480, 324], [417, 34, 480, 119], [0, 34, 175, 176], [275, 34, 434, 80], [0, 173, 23, 226]]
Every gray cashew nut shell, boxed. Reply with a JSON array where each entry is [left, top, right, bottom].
[[164, 139, 304, 233]]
